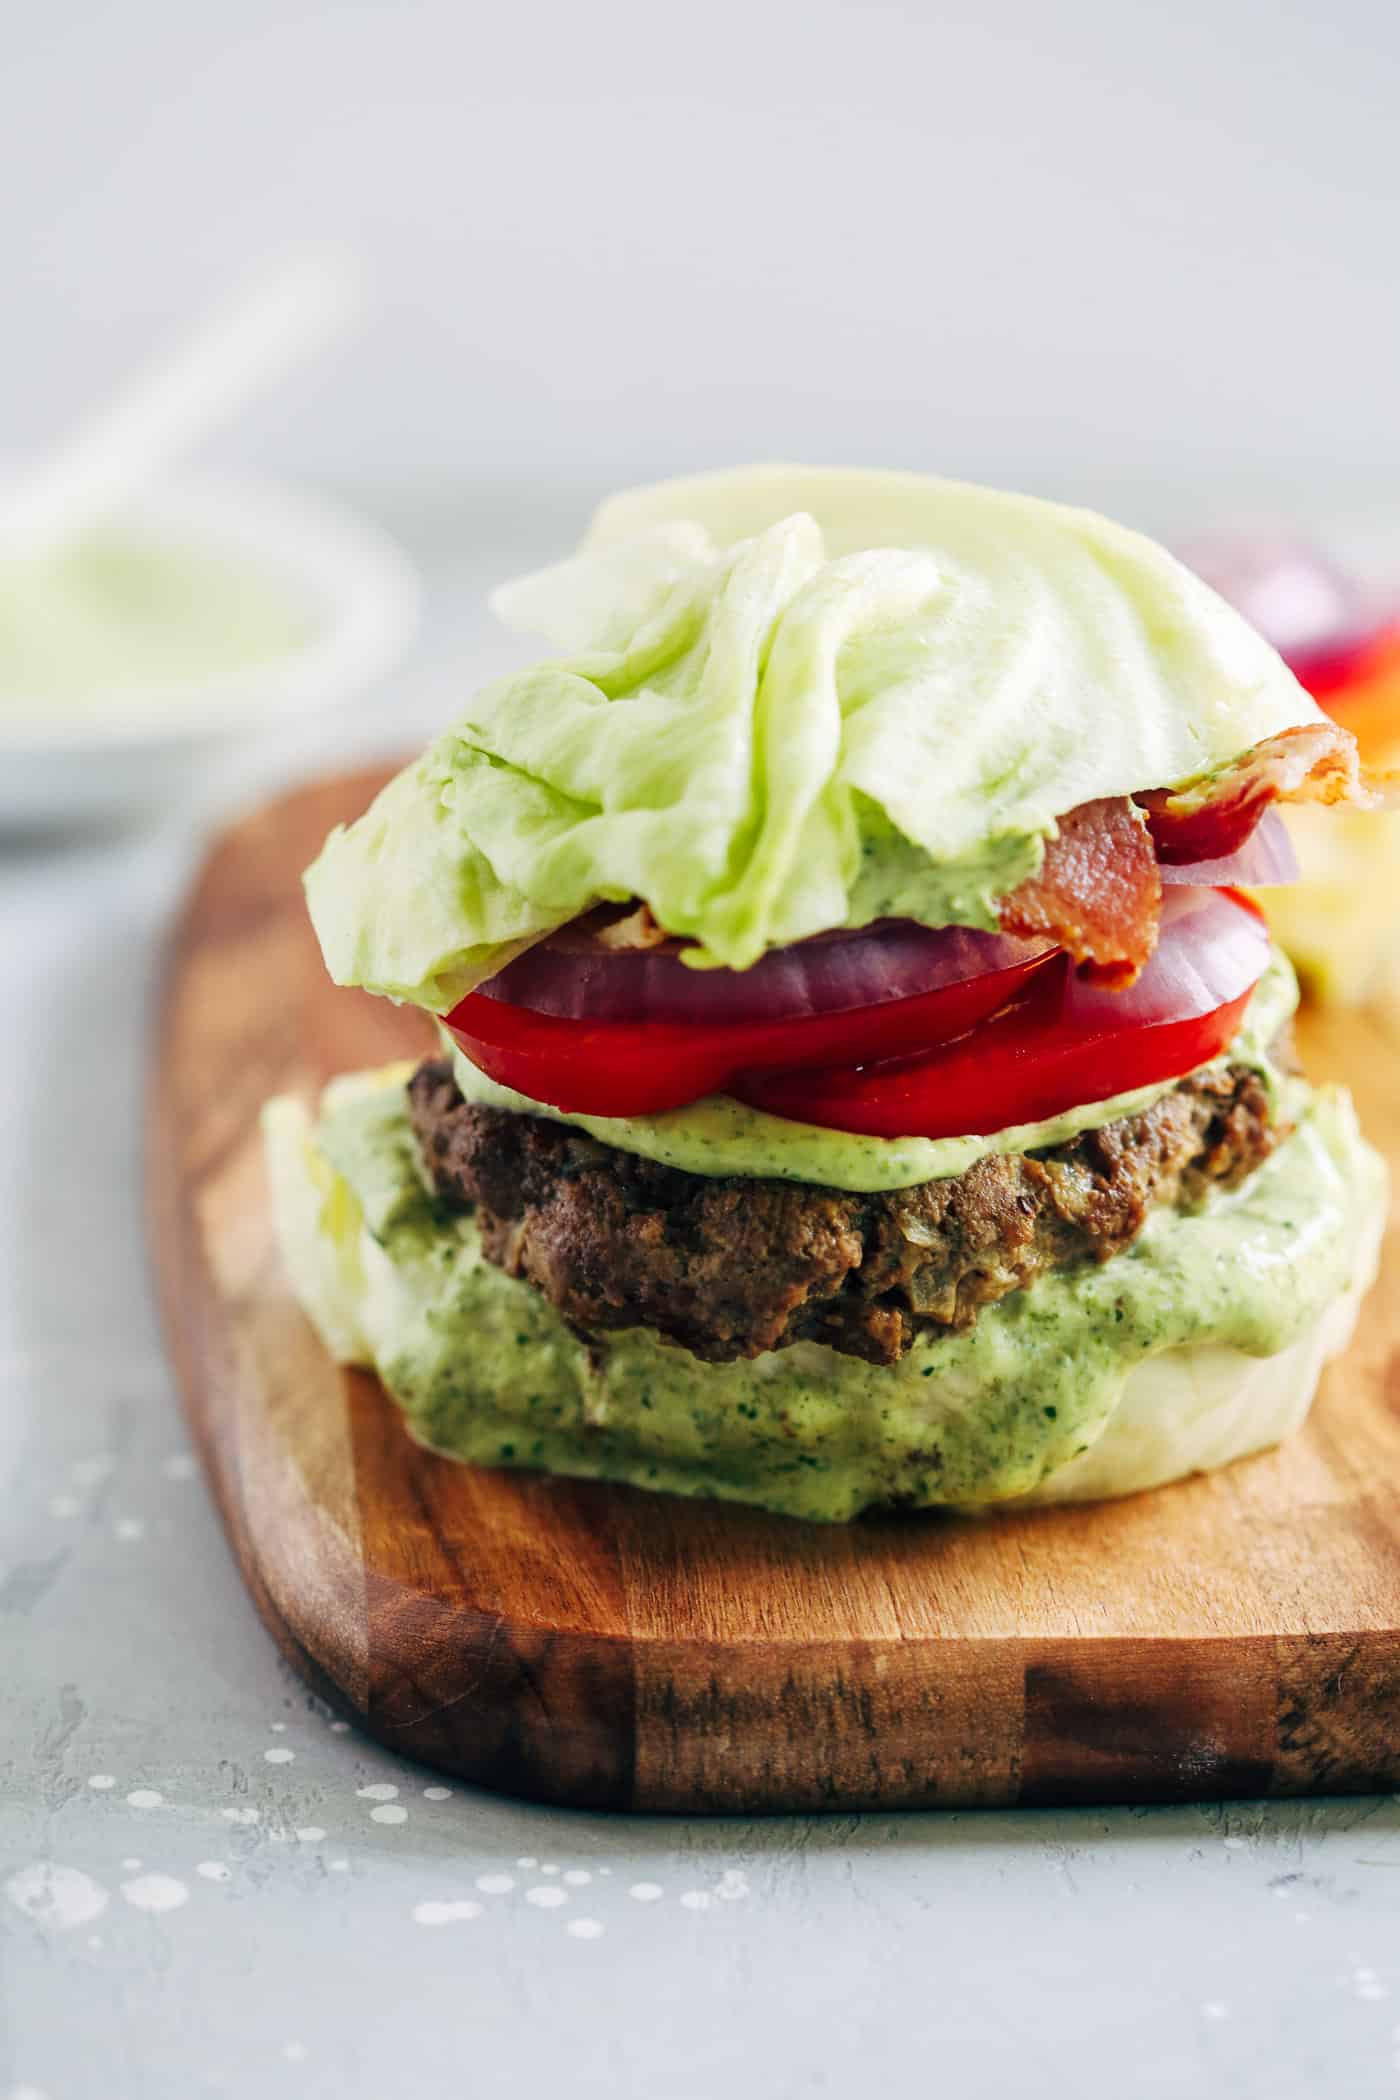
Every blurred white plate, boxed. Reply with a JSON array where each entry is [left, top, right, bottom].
[[0, 472, 419, 827]]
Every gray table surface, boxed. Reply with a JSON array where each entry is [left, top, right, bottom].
[[5, 495, 1400, 2100]]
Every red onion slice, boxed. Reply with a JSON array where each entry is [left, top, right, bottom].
[[1059, 884, 1272, 1031], [478, 805, 1290, 1031], [732, 885, 1272, 1140], [477, 917, 1058, 1026], [1157, 808, 1299, 889]]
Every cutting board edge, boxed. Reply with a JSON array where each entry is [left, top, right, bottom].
[[143, 766, 1400, 1816]]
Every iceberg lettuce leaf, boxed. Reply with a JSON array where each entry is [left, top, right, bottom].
[[306, 467, 1325, 1009]]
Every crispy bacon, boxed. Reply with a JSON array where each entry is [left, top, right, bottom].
[[591, 903, 668, 951], [999, 720, 1366, 983], [1138, 721, 1364, 863], [1000, 797, 1161, 988]]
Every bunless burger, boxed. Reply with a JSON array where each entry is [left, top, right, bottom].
[[265, 468, 1386, 1521]]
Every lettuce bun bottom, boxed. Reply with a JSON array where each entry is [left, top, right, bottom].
[[263, 1073, 1384, 1524], [1013, 1272, 1367, 1506]]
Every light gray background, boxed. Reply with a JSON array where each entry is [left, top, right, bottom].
[[4, 0, 1398, 510], [5, 4, 1400, 2094]]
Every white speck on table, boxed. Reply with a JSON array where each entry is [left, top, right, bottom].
[[5, 511, 1400, 2100]]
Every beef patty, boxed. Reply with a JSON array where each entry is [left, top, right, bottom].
[[406, 1057, 1284, 1367]]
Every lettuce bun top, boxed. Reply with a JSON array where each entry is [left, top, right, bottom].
[[306, 466, 1327, 1011]]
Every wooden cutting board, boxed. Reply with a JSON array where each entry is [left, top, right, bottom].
[[148, 767, 1400, 1813]]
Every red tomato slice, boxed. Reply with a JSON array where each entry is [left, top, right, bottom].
[[443, 945, 1056, 1117], [734, 889, 1269, 1140]]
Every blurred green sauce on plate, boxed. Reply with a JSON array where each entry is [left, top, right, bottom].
[[0, 526, 320, 715]]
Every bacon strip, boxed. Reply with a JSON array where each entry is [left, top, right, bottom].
[[999, 720, 1367, 984], [1138, 721, 1364, 863], [592, 903, 668, 951], [1000, 796, 1161, 988]]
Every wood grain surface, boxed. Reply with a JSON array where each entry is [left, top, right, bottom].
[[147, 767, 1400, 1813]]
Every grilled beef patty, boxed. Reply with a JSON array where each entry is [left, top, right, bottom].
[[406, 1056, 1284, 1367]]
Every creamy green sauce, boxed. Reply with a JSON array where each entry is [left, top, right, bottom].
[[264, 1064, 1385, 1521], [845, 801, 1040, 935], [0, 527, 319, 714], [444, 948, 1300, 1194]]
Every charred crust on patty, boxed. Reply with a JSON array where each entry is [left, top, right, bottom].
[[407, 1050, 1288, 1368]]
